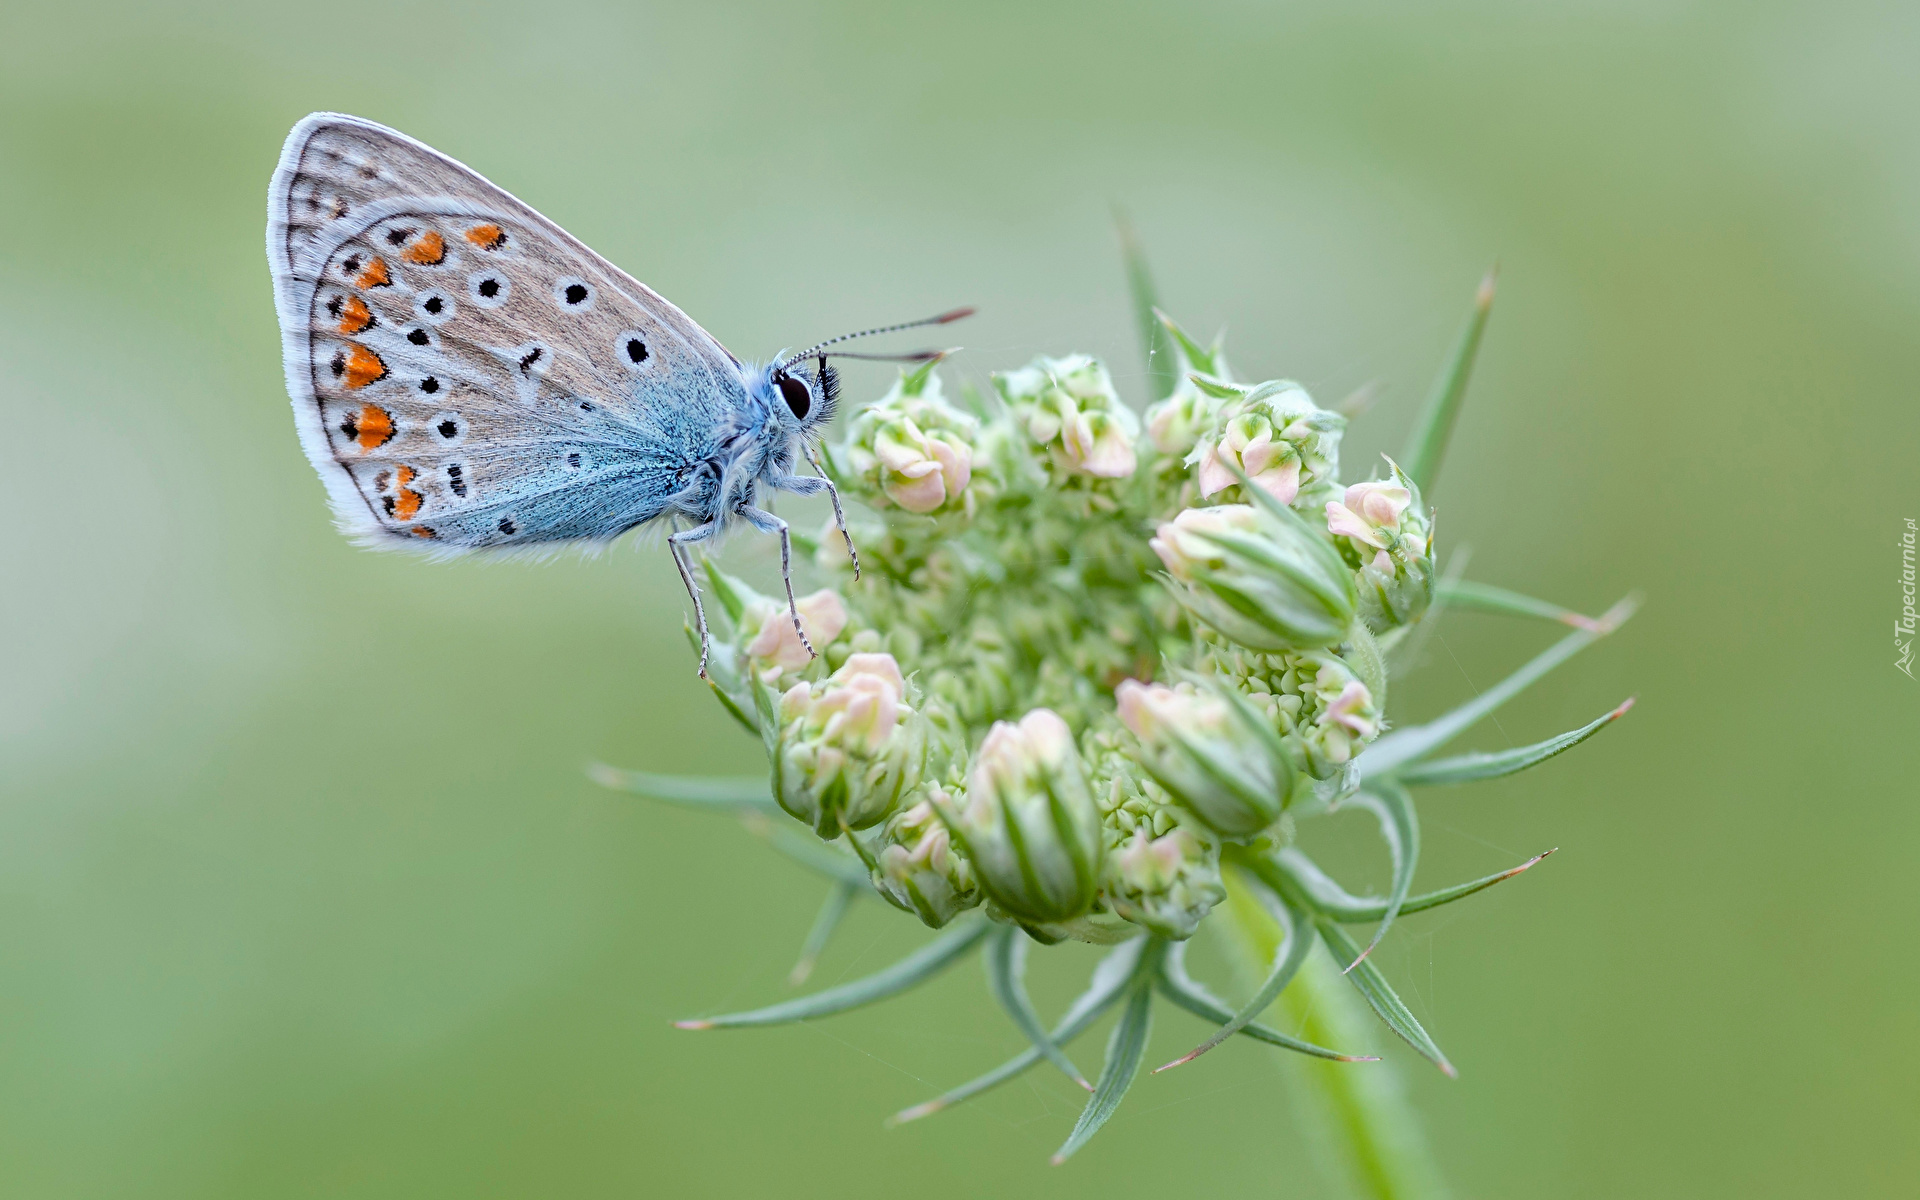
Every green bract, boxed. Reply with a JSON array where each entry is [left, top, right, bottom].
[[598, 262, 1635, 1164]]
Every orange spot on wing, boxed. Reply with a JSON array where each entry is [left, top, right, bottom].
[[393, 478, 423, 520], [355, 256, 391, 288], [410, 525, 436, 538], [336, 295, 373, 335], [343, 344, 387, 389], [354, 404, 394, 451], [402, 230, 446, 264], [465, 224, 506, 250]]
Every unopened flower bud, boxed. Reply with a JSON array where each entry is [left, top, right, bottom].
[[995, 354, 1139, 480], [872, 791, 981, 928], [937, 708, 1104, 924], [1325, 459, 1435, 630], [744, 589, 849, 675], [771, 653, 925, 836], [1115, 679, 1298, 838], [1103, 825, 1226, 939], [1151, 502, 1357, 651], [1192, 382, 1343, 510], [1144, 387, 1218, 459], [845, 365, 978, 514], [1295, 652, 1384, 777]]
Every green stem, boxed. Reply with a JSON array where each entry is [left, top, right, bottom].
[[1219, 875, 1452, 1200]]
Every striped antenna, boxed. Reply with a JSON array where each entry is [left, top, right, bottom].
[[776, 307, 974, 372]]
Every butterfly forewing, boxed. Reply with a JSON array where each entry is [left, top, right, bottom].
[[268, 113, 748, 550]]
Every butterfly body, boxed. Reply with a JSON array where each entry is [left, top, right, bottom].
[[265, 113, 872, 670]]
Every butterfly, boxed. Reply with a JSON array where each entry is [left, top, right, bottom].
[[266, 112, 966, 674]]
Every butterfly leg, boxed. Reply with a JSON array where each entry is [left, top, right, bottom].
[[801, 446, 860, 581], [667, 519, 721, 678], [737, 504, 817, 662]]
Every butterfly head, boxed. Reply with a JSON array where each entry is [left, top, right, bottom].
[[758, 307, 972, 443], [757, 358, 840, 439]]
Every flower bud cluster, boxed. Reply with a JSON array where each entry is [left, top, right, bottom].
[[1191, 381, 1345, 513], [872, 789, 980, 928], [843, 363, 979, 515], [994, 354, 1140, 482], [1104, 825, 1225, 940], [1326, 460, 1436, 631], [1208, 643, 1385, 779], [771, 653, 929, 836]]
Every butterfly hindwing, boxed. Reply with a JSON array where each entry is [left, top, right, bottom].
[[267, 113, 748, 551]]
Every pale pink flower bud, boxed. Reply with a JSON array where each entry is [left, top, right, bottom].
[[1149, 505, 1259, 581], [1145, 392, 1211, 456], [1199, 416, 1304, 504], [1115, 678, 1297, 838], [873, 793, 979, 928], [872, 419, 974, 513], [1323, 679, 1378, 738], [1105, 825, 1225, 940], [746, 589, 848, 672], [772, 652, 923, 835], [1063, 410, 1138, 478], [1326, 479, 1412, 549], [1115, 679, 1229, 745], [811, 653, 905, 753], [941, 707, 1103, 924]]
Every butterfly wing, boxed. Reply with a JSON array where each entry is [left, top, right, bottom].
[[267, 112, 746, 551]]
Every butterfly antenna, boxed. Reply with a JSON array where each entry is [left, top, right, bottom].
[[777, 307, 974, 372], [816, 349, 952, 363]]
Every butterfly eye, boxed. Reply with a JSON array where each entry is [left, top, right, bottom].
[[776, 372, 812, 421]]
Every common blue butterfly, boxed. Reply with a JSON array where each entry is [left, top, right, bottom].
[[266, 113, 966, 673]]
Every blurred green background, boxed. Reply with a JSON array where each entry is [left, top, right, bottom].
[[2, 1, 1914, 1196]]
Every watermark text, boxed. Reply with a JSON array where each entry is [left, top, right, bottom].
[[1898, 518, 1916, 678]]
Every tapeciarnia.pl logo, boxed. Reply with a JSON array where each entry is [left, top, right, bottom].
[[1899, 518, 1916, 678]]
